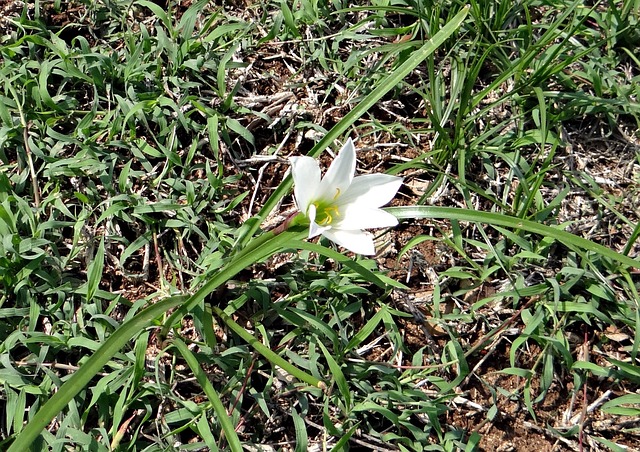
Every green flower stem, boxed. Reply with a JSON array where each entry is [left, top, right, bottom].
[[9, 226, 308, 451], [212, 307, 326, 390], [160, 223, 308, 338]]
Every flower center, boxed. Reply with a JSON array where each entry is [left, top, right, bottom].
[[312, 200, 340, 226]]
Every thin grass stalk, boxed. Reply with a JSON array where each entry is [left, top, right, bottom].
[[387, 206, 640, 269], [172, 338, 243, 452]]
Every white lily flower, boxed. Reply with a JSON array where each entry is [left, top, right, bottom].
[[289, 138, 403, 255]]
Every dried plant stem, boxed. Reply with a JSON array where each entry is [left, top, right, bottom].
[[464, 295, 540, 358], [579, 328, 589, 452], [23, 123, 41, 208], [152, 230, 164, 286]]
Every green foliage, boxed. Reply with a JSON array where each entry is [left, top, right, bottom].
[[0, 0, 639, 450]]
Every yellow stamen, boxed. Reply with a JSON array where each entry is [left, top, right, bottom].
[[314, 203, 340, 225]]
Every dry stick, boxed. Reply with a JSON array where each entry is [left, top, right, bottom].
[[464, 295, 540, 359], [23, 123, 41, 209], [231, 355, 258, 424], [247, 162, 268, 217], [152, 231, 164, 287], [232, 360, 275, 446], [461, 335, 506, 387], [345, 296, 542, 374], [350, 436, 399, 452], [568, 389, 612, 426], [460, 297, 540, 432], [141, 241, 150, 281], [579, 328, 589, 452], [465, 296, 545, 434], [15, 360, 109, 377], [247, 129, 293, 216]]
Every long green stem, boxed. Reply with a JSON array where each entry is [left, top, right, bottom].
[[160, 224, 307, 338], [213, 307, 325, 389], [173, 338, 243, 452]]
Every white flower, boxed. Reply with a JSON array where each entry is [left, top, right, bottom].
[[289, 138, 402, 255]]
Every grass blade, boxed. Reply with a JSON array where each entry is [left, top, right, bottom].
[[318, 341, 351, 412], [172, 338, 242, 452], [86, 237, 104, 303], [7, 294, 189, 452], [8, 228, 309, 450], [386, 206, 640, 270], [212, 307, 325, 389]]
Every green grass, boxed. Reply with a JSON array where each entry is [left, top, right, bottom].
[[1, 0, 639, 450]]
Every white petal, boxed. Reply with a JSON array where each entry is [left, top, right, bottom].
[[290, 156, 321, 213], [322, 228, 376, 255], [317, 138, 356, 202], [309, 222, 330, 238], [307, 202, 317, 224], [338, 174, 403, 208], [307, 204, 329, 238], [334, 206, 398, 230]]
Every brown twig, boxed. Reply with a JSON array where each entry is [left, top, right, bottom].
[[579, 327, 589, 452], [152, 230, 164, 286], [464, 295, 540, 359], [231, 356, 258, 434], [23, 123, 41, 208]]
